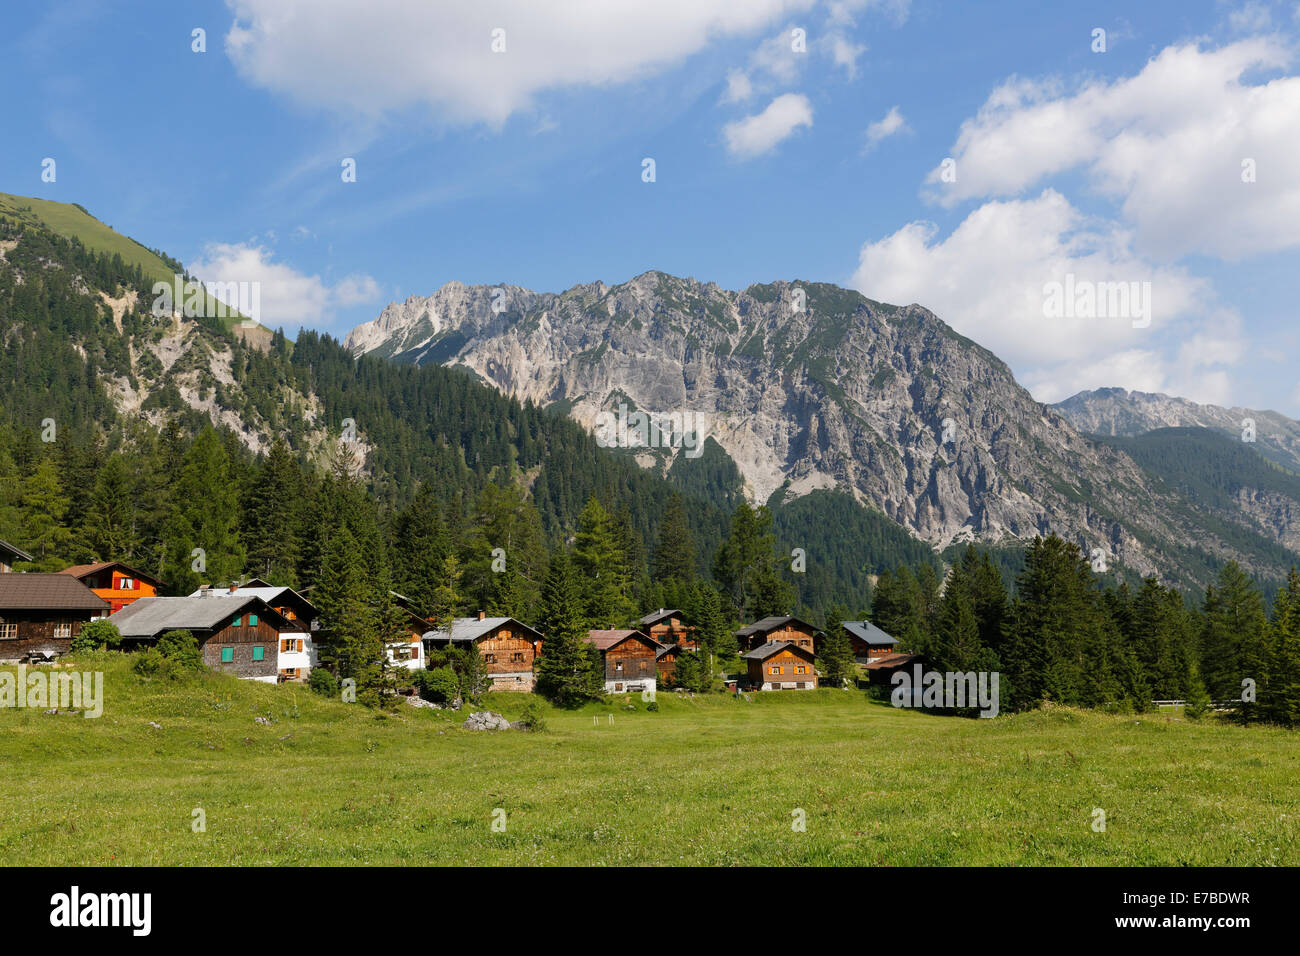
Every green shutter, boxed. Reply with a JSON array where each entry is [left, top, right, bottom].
[[232, 616, 242, 627], [220, 647, 233, 663], [252, 646, 265, 662], [249, 614, 259, 626]]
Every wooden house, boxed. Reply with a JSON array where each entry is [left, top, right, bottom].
[[190, 584, 319, 681], [734, 616, 822, 655], [655, 640, 694, 683], [842, 620, 899, 663], [585, 629, 660, 694], [61, 561, 165, 615], [0, 574, 109, 662], [0, 540, 33, 574], [742, 641, 817, 690], [639, 608, 697, 648], [109, 594, 292, 682], [423, 612, 545, 692], [862, 652, 922, 687]]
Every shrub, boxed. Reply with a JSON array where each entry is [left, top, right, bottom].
[[157, 630, 203, 672], [519, 697, 548, 732], [308, 667, 339, 698], [415, 665, 460, 705], [646, 701, 660, 712], [71, 619, 121, 652]]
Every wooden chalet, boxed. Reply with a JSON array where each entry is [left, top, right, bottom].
[[191, 583, 320, 681], [841, 620, 899, 663], [655, 639, 694, 683], [742, 640, 817, 691], [61, 561, 165, 615], [0, 574, 109, 662], [585, 629, 660, 694], [110, 593, 292, 682], [423, 612, 545, 692], [862, 652, 923, 687], [639, 608, 696, 648], [734, 616, 822, 654], [0, 540, 33, 574]]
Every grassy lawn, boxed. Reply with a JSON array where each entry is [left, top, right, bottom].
[[1, 654, 1297, 866]]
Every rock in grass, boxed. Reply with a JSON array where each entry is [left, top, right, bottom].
[[462, 711, 510, 731]]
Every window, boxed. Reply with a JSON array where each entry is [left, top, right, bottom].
[[252, 646, 265, 662], [510, 652, 524, 663], [484, 653, 497, 664], [248, 614, 259, 627], [220, 647, 234, 663], [281, 638, 300, 653], [232, 616, 243, 627], [616, 661, 624, 671], [769, 665, 780, 675], [795, 665, 807, 675], [0, 623, 16, 640], [54, 621, 72, 639]]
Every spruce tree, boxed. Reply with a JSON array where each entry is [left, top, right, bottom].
[[535, 550, 605, 706]]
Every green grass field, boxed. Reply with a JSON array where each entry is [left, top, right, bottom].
[[2, 654, 1297, 866]]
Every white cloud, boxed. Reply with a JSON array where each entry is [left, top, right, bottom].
[[224, 0, 817, 127], [723, 93, 814, 158], [721, 68, 755, 104], [1228, 1, 1272, 32], [849, 190, 1242, 403], [863, 105, 908, 151], [189, 243, 382, 330], [827, 32, 866, 78], [924, 39, 1300, 259]]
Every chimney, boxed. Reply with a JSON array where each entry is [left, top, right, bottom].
[[228, 583, 238, 594], [199, 585, 210, 597], [478, 609, 486, 621]]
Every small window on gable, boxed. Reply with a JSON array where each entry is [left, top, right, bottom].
[[249, 614, 259, 627], [221, 647, 234, 663]]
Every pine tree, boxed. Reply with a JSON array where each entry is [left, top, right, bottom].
[[243, 437, 303, 586], [1199, 562, 1269, 717], [534, 550, 605, 706], [573, 496, 636, 628], [651, 494, 697, 584], [19, 458, 73, 570], [1264, 568, 1300, 727], [713, 501, 793, 621], [816, 617, 857, 688]]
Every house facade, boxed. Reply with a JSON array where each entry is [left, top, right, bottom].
[[0, 575, 109, 662], [424, 612, 544, 691], [110, 594, 291, 682], [735, 616, 822, 655], [61, 561, 165, 616], [586, 629, 659, 695], [191, 584, 319, 681], [842, 620, 899, 663], [640, 609, 696, 648], [743, 641, 818, 690], [655, 640, 691, 683]]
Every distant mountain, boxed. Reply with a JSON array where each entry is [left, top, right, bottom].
[[1054, 387, 1300, 474], [345, 274, 1300, 590]]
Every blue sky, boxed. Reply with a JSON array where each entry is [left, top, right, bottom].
[[4, 0, 1299, 413]]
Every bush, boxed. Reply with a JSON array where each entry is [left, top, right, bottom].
[[646, 701, 659, 712], [414, 665, 460, 705], [133, 630, 203, 681], [308, 667, 339, 698], [519, 697, 548, 732], [71, 619, 121, 652]]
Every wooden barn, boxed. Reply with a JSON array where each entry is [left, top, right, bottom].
[[0, 540, 33, 575], [110, 594, 291, 682], [640, 608, 696, 648], [841, 620, 899, 663], [742, 641, 818, 690], [735, 616, 822, 655], [0, 574, 109, 662], [424, 612, 545, 692], [585, 629, 660, 694], [61, 561, 165, 615]]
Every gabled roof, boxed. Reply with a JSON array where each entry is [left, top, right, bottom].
[[423, 617, 543, 644], [863, 652, 921, 671], [110, 595, 289, 639], [656, 642, 690, 660], [187, 584, 317, 617], [735, 615, 822, 638], [61, 560, 165, 589], [585, 629, 657, 652], [741, 640, 815, 661], [0, 539, 33, 564], [0, 574, 108, 611], [640, 608, 683, 627], [843, 620, 898, 646]]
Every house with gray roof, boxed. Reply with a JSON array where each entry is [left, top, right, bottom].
[[424, 612, 545, 691], [841, 620, 899, 663], [0, 573, 108, 662]]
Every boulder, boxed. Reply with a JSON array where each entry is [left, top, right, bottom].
[[462, 711, 510, 731]]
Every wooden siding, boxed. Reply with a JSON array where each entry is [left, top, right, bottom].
[[747, 646, 818, 689], [744, 623, 817, 654], [201, 616, 280, 680], [0, 611, 96, 660], [603, 636, 657, 683]]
